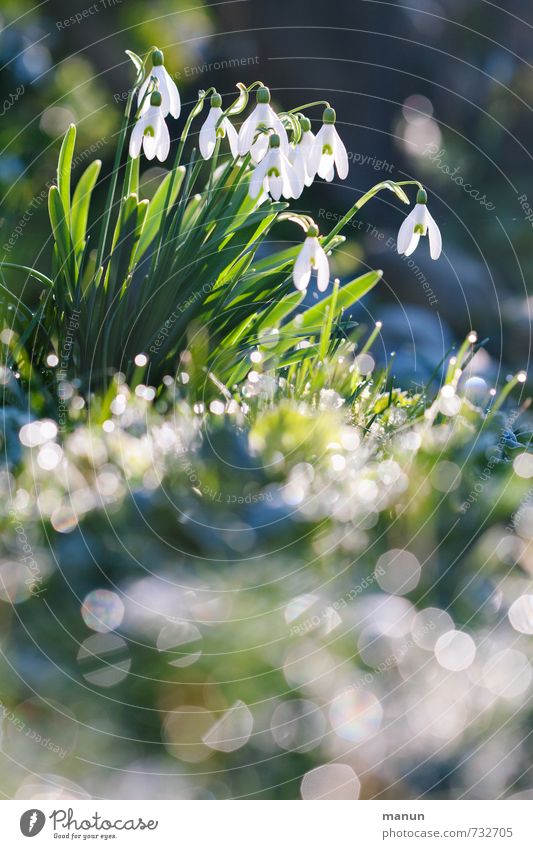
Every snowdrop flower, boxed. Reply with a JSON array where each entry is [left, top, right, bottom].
[[138, 48, 181, 119], [199, 92, 239, 160], [293, 225, 329, 292], [290, 116, 316, 192], [397, 189, 442, 259], [309, 107, 349, 182], [248, 134, 299, 201], [129, 91, 170, 162], [238, 86, 289, 163]]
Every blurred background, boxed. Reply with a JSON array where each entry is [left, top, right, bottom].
[[0, 0, 531, 383], [2, 0, 533, 804]]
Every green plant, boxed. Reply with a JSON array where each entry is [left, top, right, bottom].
[[0, 48, 437, 411]]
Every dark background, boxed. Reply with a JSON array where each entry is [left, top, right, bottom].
[[1, 0, 531, 382]]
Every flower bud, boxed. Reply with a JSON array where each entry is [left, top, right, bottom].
[[211, 92, 222, 108], [269, 133, 281, 148], [300, 116, 312, 133], [150, 91, 162, 107], [152, 48, 164, 67], [323, 107, 336, 125], [256, 86, 271, 104], [416, 188, 428, 205], [307, 224, 319, 238]]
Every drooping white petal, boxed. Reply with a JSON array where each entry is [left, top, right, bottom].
[[289, 145, 306, 198], [265, 150, 284, 200], [332, 126, 349, 179], [239, 103, 271, 156], [199, 107, 221, 160], [138, 106, 160, 159], [250, 131, 270, 164], [315, 243, 330, 292], [404, 232, 420, 256], [293, 239, 314, 291], [267, 106, 290, 155], [300, 130, 316, 184], [426, 208, 442, 259], [224, 118, 239, 158], [143, 133, 157, 160], [309, 125, 327, 179], [238, 107, 260, 156], [318, 125, 336, 179], [137, 70, 157, 114], [248, 154, 270, 199], [322, 160, 335, 182], [160, 66, 181, 118], [155, 116, 170, 162], [281, 153, 301, 199], [268, 173, 283, 200], [300, 129, 315, 158], [413, 203, 428, 232], [397, 208, 417, 254], [129, 115, 146, 158]]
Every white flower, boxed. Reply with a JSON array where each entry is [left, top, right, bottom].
[[309, 107, 349, 182], [290, 119, 316, 191], [238, 86, 289, 163], [248, 135, 299, 201], [199, 94, 239, 160], [397, 190, 442, 259], [138, 48, 180, 119], [293, 227, 330, 292], [129, 93, 170, 162]]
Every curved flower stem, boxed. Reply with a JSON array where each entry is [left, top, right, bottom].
[[95, 86, 137, 271], [445, 332, 476, 385], [215, 81, 265, 133], [322, 179, 423, 248], [207, 137, 221, 202], [150, 91, 212, 272], [487, 372, 527, 419], [174, 89, 213, 169], [288, 100, 331, 114]]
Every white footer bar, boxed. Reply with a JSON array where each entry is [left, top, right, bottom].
[[1, 799, 532, 848]]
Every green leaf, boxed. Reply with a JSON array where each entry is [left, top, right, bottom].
[[106, 193, 142, 296], [0, 263, 53, 289], [57, 123, 76, 222], [383, 180, 410, 204], [255, 289, 305, 333], [136, 167, 186, 261], [125, 49, 144, 82], [71, 159, 102, 254], [226, 83, 249, 116], [48, 185, 77, 289], [279, 270, 382, 350]]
